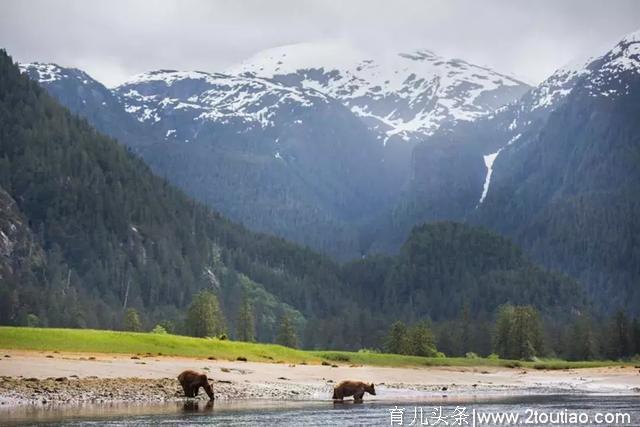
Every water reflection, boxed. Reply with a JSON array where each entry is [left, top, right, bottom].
[[182, 400, 214, 413]]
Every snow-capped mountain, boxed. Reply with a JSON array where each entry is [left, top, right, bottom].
[[20, 43, 531, 150], [231, 42, 531, 143], [19, 62, 79, 83], [507, 29, 637, 124], [114, 69, 334, 145], [20, 62, 119, 112], [19, 62, 156, 148]]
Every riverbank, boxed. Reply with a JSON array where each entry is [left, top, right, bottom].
[[0, 350, 639, 407]]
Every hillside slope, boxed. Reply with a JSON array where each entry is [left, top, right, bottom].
[[1, 50, 353, 343]]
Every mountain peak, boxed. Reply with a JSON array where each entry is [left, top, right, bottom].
[[230, 42, 368, 76], [19, 62, 63, 82], [620, 28, 640, 44], [508, 27, 640, 117], [603, 28, 640, 75], [19, 62, 93, 85]]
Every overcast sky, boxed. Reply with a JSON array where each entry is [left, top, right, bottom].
[[2, 0, 640, 87]]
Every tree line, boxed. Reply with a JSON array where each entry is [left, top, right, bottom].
[[383, 304, 640, 361]]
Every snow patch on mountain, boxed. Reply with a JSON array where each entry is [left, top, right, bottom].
[[115, 70, 329, 130], [19, 63, 65, 83], [529, 56, 594, 111], [125, 69, 223, 86], [478, 151, 499, 206], [586, 30, 640, 98], [19, 62, 95, 85], [605, 29, 640, 74], [477, 133, 521, 206], [526, 29, 640, 114]]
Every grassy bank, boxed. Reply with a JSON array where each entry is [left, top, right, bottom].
[[0, 327, 627, 370]]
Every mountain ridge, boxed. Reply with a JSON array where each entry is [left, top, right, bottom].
[[19, 44, 529, 259], [231, 42, 531, 144]]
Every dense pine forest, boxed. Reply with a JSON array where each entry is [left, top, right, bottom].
[[1, 50, 638, 360]]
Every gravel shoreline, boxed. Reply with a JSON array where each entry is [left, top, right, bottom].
[[0, 376, 335, 406], [0, 375, 579, 408]]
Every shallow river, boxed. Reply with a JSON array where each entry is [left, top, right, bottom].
[[3, 395, 640, 426]]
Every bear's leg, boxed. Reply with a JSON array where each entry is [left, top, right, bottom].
[[353, 391, 364, 401], [181, 383, 190, 397], [203, 382, 215, 400]]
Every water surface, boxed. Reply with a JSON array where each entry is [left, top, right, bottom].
[[4, 395, 640, 426]]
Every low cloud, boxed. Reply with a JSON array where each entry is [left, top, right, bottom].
[[1, 0, 639, 86]]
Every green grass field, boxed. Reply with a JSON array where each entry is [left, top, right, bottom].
[[0, 327, 628, 370]]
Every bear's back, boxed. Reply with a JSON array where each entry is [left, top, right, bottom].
[[336, 380, 365, 393]]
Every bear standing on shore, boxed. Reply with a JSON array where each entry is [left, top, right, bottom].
[[332, 380, 376, 401], [178, 370, 214, 400]]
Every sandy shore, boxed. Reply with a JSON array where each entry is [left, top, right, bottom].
[[0, 350, 639, 407]]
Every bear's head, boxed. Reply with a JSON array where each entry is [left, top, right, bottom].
[[366, 383, 376, 395], [200, 374, 214, 400]]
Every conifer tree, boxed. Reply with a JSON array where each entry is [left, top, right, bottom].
[[276, 312, 298, 348], [186, 290, 225, 338], [607, 310, 631, 359], [493, 304, 514, 358], [236, 294, 256, 342], [385, 321, 409, 355], [123, 308, 142, 332], [406, 321, 437, 357], [493, 304, 543, 360], [567, 314, 597, 360]]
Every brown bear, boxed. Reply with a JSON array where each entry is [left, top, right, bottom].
[[178, 370, 214, 400], [332, 380, 376, 401]]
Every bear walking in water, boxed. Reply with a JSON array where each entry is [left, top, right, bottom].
[[332, 380, 376, 401], [178, 370, 214, 400]]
